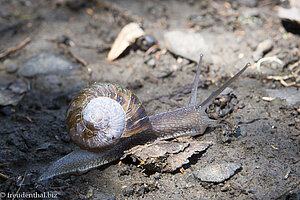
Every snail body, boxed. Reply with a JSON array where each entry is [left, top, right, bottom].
[[39, 56, 249, 181]]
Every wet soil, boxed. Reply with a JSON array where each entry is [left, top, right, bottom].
[[0, 0, 299, 199]]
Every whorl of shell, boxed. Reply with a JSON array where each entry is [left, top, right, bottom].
[[66, 83, 151, 152]]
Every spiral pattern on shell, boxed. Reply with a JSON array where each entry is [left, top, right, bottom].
[[66, 83, 151, 152]]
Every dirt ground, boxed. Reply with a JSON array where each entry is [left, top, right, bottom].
[[0, 0, 299, 199]]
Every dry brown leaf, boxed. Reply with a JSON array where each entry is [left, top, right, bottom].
[[107, 22, 145, 61], [122, 138, 212, 172]]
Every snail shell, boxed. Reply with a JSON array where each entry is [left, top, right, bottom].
[[65, 83, 151, 152]]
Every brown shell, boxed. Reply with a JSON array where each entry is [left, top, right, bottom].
[[66, 83, 151, 152]]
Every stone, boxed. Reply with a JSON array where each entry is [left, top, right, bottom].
[[146, 58, 156, 68], [266, 88, 300, 106], [19, 52, 78, 78], [5, 65, 18, 73], [0, 79, 28, 106], [0, 89, 23, 106], [164, 30, 211, 63], [194, 163, 241, 183]]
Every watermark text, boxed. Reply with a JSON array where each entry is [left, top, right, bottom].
[[0, 191, 58, 199]]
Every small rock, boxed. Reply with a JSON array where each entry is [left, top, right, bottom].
[[219, 87, 234, 96], [164, 30, 211, 63], [253, 39, 273, 61], [146, 58, 156, 68], [230, 98, 239, 105], [5, 65, 18, 73], [8, 79, 28, 94], [122, 186, 134, 197], [36, 142, 51, 151], [238, 103, 245, 109], [151, 173, 162, 180], [135, 185, 150, 197], [0, 88, 24, 106], [19, 52, 78, 78], [118, 167, 130, 176], [0, 78, 28, 106], [266, 88, 300, 106], [153, 69, 174, 79], [236, 126, 247, 137], [194, 163, 241, 183], [0, 106, 15, 116]]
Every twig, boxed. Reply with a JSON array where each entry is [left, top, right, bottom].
[[288, 60, 300, 70], [266, 74, 297, 87], [13, 171, 27, 200], [0, 172, 9, 180], [256, 56, 283, 72], [58, 43, 88, 66], [0, 37, 31, 59], [284, 169, 291, 179], [45, 36, 111, 51]]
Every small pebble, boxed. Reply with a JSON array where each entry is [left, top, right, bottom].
[[118, 168, 130, 176], [164, 30, 211, 62], [230, 98, 239, 105], [122, 186, 134, 197], [146, 58, 156, 68], [19, 52, 78, 78], [238, 103, 245, 109], [5, 65, 18, 73], [0, 106, 14, 116], [193, 163, 241, 183]]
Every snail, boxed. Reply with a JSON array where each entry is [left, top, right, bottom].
[[39, 56, 249, 181]]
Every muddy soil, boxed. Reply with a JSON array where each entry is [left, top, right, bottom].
[[0, 0, 299, 199]]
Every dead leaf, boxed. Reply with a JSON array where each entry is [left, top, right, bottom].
[[107, 23, 145, 61], [122, 137, 212, 172]]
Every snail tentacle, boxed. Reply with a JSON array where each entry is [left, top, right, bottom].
[[199, 63, 250, 110], [189, 54, 203, 106]]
